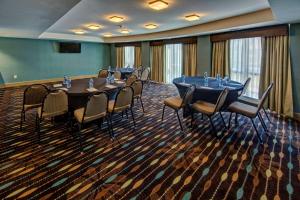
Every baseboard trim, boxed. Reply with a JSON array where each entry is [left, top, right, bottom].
[[0, 74, 98, 89]]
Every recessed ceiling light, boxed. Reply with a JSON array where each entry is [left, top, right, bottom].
[[145, 24, 158, 29], [149, 0, 168, 10], [120, 29, 130, 34], [74, 30, 85, 34], [103, 33, 113, 37], [109, 16, 124, 23], [185, 14, 200, 21], [87, 24, 101, 30]]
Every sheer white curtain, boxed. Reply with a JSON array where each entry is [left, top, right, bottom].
[[124, 46, 135, 67], [230, 37, 262, 98], [164, 44, 183, 84]]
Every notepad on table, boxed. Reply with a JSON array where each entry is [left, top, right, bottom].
[[115, 80, 125, 84], [179, 83, 191, 86], [105, 84, 117, 89], [53, 83, 63, 88], [200, 86, 213, 89], [86, 87, 99, 92], [59, 87, 68, 91]]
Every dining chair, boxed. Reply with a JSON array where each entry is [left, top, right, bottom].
[[131, 80, 144, 112], [20, 84, 49, 131], [114, 71, 122, 79], [98, 69, 108, 78], [126, 74, 138, 86], [191, 88, 229, 133], [36, 90, 69, 142], [227, 83, 274, 144], [108, 86, 135, 137], [141, 68, 150, 82], [238, 79, 272, 126], [73, 92, 111, 151], [133, 69, 140, 79], [162, 85, 195, 132], [232, 78, 251, 126]]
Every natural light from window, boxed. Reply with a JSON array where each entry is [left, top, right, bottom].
[[230, 37, 262, 99], [124, 46, 135, 67], [165, 44, 182, 84]]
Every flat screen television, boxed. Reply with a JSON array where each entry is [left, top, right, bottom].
[[59, 42, 81, 53]]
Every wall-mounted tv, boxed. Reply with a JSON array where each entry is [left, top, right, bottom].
[[59, 42, 81, 53]]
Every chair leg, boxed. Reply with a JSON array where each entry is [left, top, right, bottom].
[[258, 113, 268, 132], [109, 114, 114, 138], [130, 108, 136, 127], [36, 115, 41, 142], [125, 109, 129, 119], [219, 112, 227, 130], [190, 110, 194, 127], [20, 111, 25, 131], [161, 105, 166, 122], [262, 107, 271, 123], [228, 112, 232, 129], [235, 113, 239, 125], [77, 124, 83, 152], [250, 118, 263, 144], [175, 110, 184, 132], [98, 118, 103, 129], [105, 117, 113, 138], [208, 116, 216, 133], [140, 97, 145, 113]]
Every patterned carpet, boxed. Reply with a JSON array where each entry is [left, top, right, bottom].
[[0, 83, 299, 200]]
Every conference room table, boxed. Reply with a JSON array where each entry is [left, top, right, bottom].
[[108, 68, 135, 79], [50, 77, 126, 110], [173, 76, 244, 117]]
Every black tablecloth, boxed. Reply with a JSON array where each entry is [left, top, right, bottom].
[[109, 68, 134, 79]]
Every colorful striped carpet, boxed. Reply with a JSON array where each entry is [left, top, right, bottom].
[[0, 83, 299, 199]]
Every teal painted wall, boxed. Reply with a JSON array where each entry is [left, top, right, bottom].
[[290, 23, 300, 113], [0, 37, 111, 84]]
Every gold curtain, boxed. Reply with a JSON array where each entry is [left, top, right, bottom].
[[260, 35, 294, 117], [211, 40, 230, 77], [150, 45, 164, 83], [183, 43, 197, 76], [116, 47, 124, 67], [134, 46, 142, 67]]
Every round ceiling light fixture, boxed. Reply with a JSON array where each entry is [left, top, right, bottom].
[[145, 23, 158, 29], [109, 16, 124, 23], [87, 24, 102, 30], [185, 14, 200, 21], [73, 30, 86, 34]]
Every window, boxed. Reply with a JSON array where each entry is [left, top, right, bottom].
[[124, 46, 135, 67], [164, 44, 183, 84], [230, 37, 262, 99]]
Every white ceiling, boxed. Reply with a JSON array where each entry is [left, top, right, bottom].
[[0, 0, 300, 43]]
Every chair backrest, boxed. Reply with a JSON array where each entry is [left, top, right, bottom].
[[83, 92, 108, 122], [126, 75, 137, 86], [214, 88, 229, 112], [113, 86, 133, 112], [182, 85, 196, 107], [114, 71, 122, 79], [257, 83, 273, 113], [98, 69, 108, 78], [141, 68, 150, 81], [41, 90, 68, 117], [238, 77, 251, 96], [130, 80, 143, 98], [133, 69, 139, 78], [23, 84, 49, 106]]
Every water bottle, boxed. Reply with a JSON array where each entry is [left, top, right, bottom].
[[66, 78, 71, 89], [223, 76, 229, 85], [182, 75, 186, 83], [111, 74, 115, 83], [204, 72, 208, 86], [89, 78, 94, 89], [108, 66, 111, 71], [63, 75, 67, 85]]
